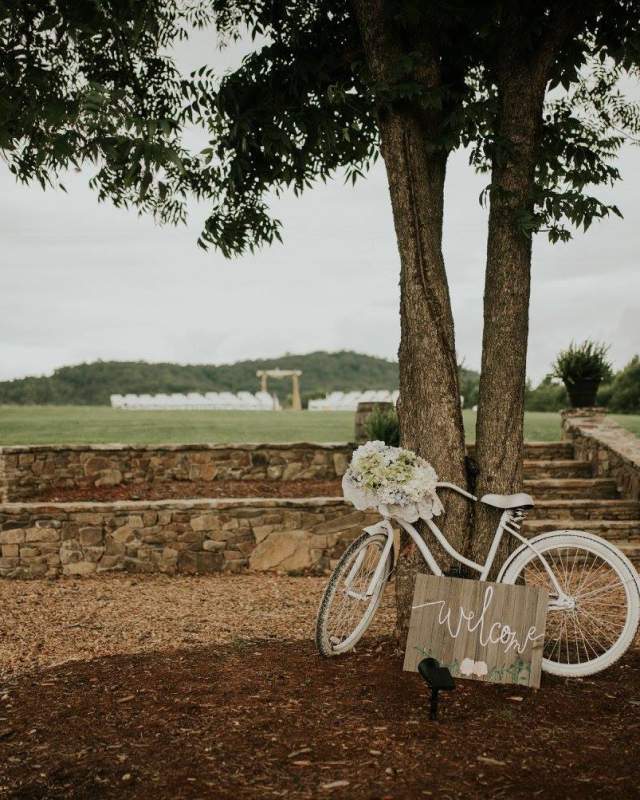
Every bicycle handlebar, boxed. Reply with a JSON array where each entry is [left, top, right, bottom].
[[436, 481, 477, 502]]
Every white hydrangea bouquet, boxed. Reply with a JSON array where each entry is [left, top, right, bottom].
[[342, 440, 444, 523]]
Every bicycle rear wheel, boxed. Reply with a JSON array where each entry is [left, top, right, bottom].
[[501, 532, 640, 677], [315, 531, 391, 657]]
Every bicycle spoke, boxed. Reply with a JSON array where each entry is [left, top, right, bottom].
[[577, 580, 631, 602], [576, 560, 616, 596], [323, 536, 387, 651], [512, 541, 631, 670]]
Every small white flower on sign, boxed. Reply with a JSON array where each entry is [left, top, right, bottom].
[[460, 658, 475, 676], [460, 658, 488, 677]]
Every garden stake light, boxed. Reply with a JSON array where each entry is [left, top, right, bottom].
[[418, 658, 455, 720]]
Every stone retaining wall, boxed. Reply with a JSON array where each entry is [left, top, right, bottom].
[[561, 409, 640, 500], [0, 441, 577, 503], [0, 443, 354, 502], [0, 498, 377, 579]]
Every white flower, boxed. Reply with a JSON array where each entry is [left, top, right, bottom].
[[460, 658, 475, 676], [459, 658, 488, 677], [342, 441, 442, 522]]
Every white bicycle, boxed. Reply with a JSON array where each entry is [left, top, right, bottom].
[[315, 482, 640, 677]]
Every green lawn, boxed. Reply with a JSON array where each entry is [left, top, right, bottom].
[[610, 414, 640, 437], [0, 405, 638, 446]]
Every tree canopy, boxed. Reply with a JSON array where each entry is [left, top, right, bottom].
[[1, 0, 206, 223], [3, 2, 640, 252]]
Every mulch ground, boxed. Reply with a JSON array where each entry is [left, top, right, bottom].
[[36, 480, 342, 503], [1, 636, 639, 800], [0, 575, 393, 678]]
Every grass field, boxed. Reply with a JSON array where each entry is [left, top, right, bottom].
[[1, 405, 637, 446]]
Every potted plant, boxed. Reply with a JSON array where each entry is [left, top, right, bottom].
[[552, 340, 612, 408]]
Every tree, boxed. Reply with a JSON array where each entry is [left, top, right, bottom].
[[609, 356, 640, 412], [525, 376, 568, 412], [468, 3, 640, 560], [0, 1, 206, 222], [3, 1, 640, 637]]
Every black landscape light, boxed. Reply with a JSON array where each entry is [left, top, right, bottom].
[[418, 657, 455, 720]]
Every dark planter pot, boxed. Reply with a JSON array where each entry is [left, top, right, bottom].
[[566, 378, 600, 408]]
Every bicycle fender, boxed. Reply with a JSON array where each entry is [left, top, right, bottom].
[[363, 520, 392, 537], [363, 519, 396, 577], [496, 530, 640, 596]]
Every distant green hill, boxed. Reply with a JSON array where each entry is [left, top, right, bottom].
[[0, 351, 480, 408], [0, 352, 396, 406]]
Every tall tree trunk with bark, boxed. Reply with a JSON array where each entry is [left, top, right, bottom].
[[381, 113, 469, 636], [470, 6, 582, 565], [352, 1, 470, 639], [471, 66, 548, 566]]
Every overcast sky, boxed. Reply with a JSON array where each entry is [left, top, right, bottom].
[[1, 28, 639, 385]]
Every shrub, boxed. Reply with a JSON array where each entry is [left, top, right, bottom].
[[596, 382, 613, 408], [458, 365, 479, 408], [365, 406, 400, 446], [608, 356, 640, 413], [524, 376, 567, 411]]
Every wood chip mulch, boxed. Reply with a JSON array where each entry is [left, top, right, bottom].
[[0, 574, 394, 680], [1, 575, 639, 799], [1, 636, 639, 799]]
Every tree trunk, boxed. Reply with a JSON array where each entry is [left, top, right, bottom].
[[471, 71, 546, 566], [351, 1, 469, 641], [380, 114, 469, 636]]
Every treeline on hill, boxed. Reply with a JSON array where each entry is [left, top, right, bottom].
[[2, 352, 638, 411], [0, 352, 483, 409], [526, 355, 640, 413]]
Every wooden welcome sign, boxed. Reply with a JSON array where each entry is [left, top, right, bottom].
[[403, 575, 548, 688]]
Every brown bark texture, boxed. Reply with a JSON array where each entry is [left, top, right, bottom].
[[352, 1, 470, 639], [472, 53, 552, 566]]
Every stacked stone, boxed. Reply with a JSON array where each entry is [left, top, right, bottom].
[[0, 524, 61, 578], [0, 499, 376, 579], [562, 409, 640, 501], [0, 443, 353, 502]]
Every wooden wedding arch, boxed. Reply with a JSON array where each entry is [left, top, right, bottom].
[[256, 368, 302, 411]]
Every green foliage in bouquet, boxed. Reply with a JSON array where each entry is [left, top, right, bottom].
[[355, 448, 416, 492]]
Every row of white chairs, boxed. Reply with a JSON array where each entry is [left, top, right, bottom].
[[308, 389, 399, 411], [110, 392, 281, 411]]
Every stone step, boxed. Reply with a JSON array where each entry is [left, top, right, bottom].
[[467, 442, 574, 461], [613, 541, 640, 564], [524, 478, 619, 500], [523, 460, 591, 479], [523, 518, 640, 540], [529, 500, 640, 521]]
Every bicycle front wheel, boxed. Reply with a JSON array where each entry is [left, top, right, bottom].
[[315, 531, 391, 657], [501, 532, 640, 677]]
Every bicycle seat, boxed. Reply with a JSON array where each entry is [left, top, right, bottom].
[[480, 492, 534, 509]]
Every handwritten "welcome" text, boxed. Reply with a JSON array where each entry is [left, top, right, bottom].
[[413, 585, 543, 655]]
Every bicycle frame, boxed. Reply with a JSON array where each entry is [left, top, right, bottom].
[[352, 481, 567, 606]]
